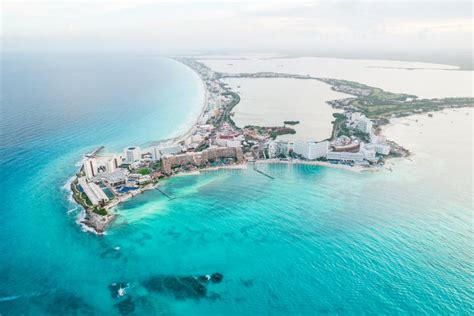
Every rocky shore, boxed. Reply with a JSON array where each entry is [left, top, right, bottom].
[[80, 210, 115, 234]]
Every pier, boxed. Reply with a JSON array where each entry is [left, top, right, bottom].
[[86, 146, 105, 158], [155, 187, 175, 200], [253, 165, 275, 179]]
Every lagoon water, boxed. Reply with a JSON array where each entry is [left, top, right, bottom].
[[202, 56, 473, 99], [1, 54, 473, 315], [223, 78, 347, 141]]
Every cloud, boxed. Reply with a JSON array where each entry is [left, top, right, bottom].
[[1, 0, 472, 53], [385, 19, 473, 34]]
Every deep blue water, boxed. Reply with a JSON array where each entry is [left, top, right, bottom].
[[0, 54, 473, 315]]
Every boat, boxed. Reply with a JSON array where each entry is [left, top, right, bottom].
[[118, 286, 126, 297]]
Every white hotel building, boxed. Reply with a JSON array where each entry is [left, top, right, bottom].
[[357, 116, 373, 134], [84, 158, 98, 179], [78, 177, 109, 207], [327, 145, 377, 164], [106, 156, 121, 173], [124, 146, 141, 163], [293, 141, 329, 160]]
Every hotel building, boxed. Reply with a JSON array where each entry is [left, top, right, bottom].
[[293, 141, 329, 160], [124, 146, 141, 163]]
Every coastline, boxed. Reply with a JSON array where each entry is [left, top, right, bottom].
[[147, 58, 209, 150], [71, 58, 210, 234], [70, 56, 472, 235], [254, 159, 378, 173]]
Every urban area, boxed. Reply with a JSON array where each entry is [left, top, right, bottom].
[[72, 58, 409, 233]]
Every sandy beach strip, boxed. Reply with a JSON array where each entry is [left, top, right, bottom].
[[146, 59, 210, 151], [254, 159, 378, 173]]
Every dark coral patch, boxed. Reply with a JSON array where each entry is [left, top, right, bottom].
[[211, 273, 223, 283], [114, 296, 135, 315]]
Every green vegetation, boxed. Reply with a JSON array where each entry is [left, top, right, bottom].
[[92, 207, 107, 216], [283, 120, 300, 125], [327, 79, 473, 118], [71, 180, 94, 208], [244, 125, 296, 139], [244, 125, 266, 133], [270, 128, 296, 139], [195, 142, 210, 152], [137, 167, 151, 175], [359, 97, 473, 117], [353, 130, 370, 143], [331, 113, 348, 139], [332, 113, 347, 122], [81, 193, 93, 207], [220, 91, 241, 129]]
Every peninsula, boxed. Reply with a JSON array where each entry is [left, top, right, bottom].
[[71, 57, 474, 234]]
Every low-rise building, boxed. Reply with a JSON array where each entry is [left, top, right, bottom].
[[370, 133, 387, 144], [226, 140, 242, 148], [327, 145, 377, 164], [360, 146, 377, 162], [128, 174, 152, 185], [94, 169, 128, 187], [365, 143, 390, 155], [160, 145, 182, 157], [327, 151, 365, 163]]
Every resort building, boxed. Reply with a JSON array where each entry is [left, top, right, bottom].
[[356, 116, 373, 134], [94, 169, 128, 187], [327, 146, 377, 164], [225, 140, 242, 148], [267, 141, 290, 158], [78, 177, 109, 206], [128, 174, 152, 185], [360, 146, 377, 162], [124, 146, 141, 163], [293, 141, 329, 160], [370, 133, 387, 144], [267, 141, 278, 158], [106, 156, 121, 173], [151, 147, 162, 161], [365, 143, 391, 155], [160, 145, 183, 157], [327, 151, 365, 163], [84, 158, 98, 179], [350, 112, 362, 122], [368, 134, 391, 155], [160, 147, 244, 175], [215, 134, 243, 147]]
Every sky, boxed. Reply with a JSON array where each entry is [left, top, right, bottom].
[[1, 0, 473, 56]]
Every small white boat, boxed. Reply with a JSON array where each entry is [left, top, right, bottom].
[[118, 286, 126, 297]]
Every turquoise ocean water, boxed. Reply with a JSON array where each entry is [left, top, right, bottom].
[[0, 54, 472, 315]]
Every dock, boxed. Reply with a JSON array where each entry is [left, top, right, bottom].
[[253, 165, 275, 179], [86, 146, 105, 158], [155, 187, 175, 200]]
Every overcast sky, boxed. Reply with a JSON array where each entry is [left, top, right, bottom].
[[2, 0, 472, 55]]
